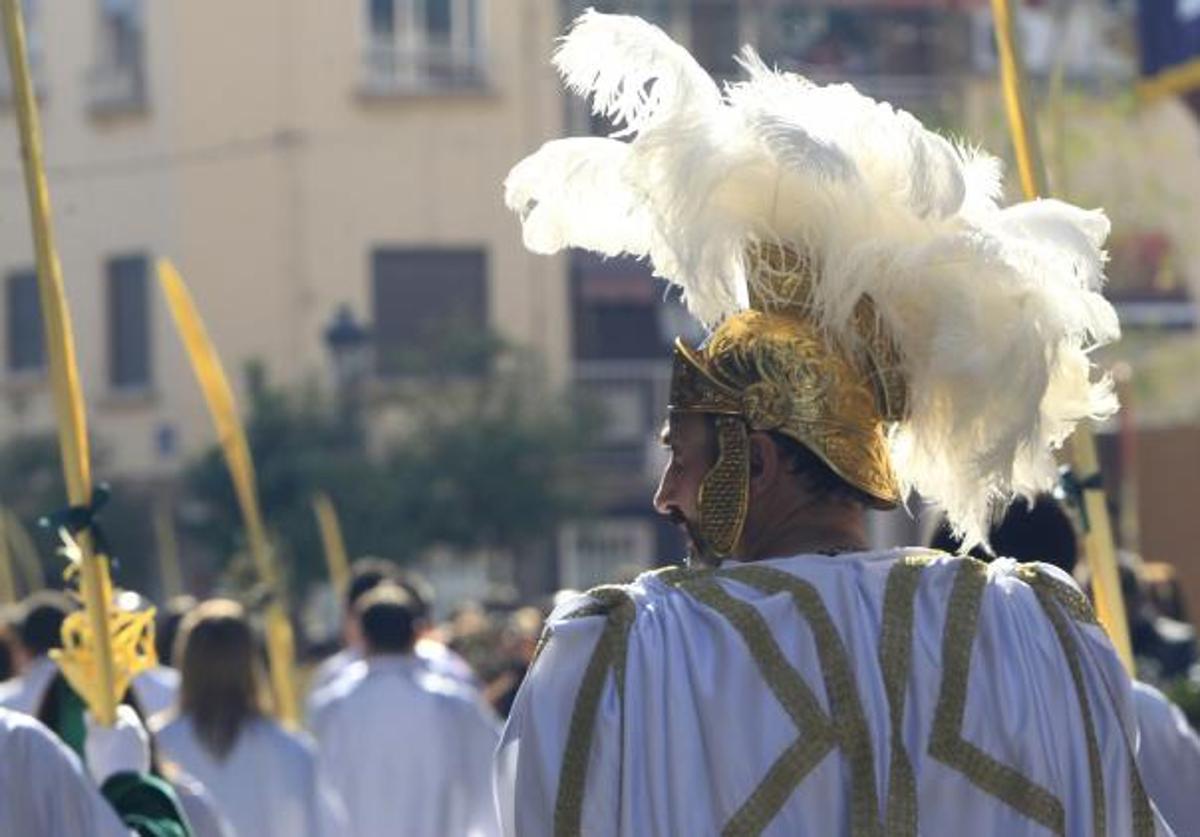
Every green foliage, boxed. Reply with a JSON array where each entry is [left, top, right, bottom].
[[0, 434, 159, 596], [181, 337, 595, 599], [1164, 675, 1200, 732]]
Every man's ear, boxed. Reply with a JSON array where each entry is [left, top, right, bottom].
[[747, 432, 779, 498]]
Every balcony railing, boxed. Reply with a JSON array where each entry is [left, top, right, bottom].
[[360, 41, 488, 96]]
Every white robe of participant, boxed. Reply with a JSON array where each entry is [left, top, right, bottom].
[[1133, 681, 1200, 835], [0, 707, 130, 836], [308, 647, 357, 696], [133, 665, 180, 720], [0, 656, 59, 715], [497, 549, 1175, 836], [312, 655, 500, 837], [154, 714, 346, 837], [167, 766, 238, 837], [311, 638, 476, 693], [307, 638, 477, 717]]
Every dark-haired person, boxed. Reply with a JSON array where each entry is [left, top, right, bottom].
[[0, 590, 74, 714], [311, 585, 500, 837], [928, 493, 1080, 573], [31, 667, 232, 837], [307, 558, 476, 717], [152, 600, 346, 837], [495, 11, 1167, 835], [308, 557, 398, 697]]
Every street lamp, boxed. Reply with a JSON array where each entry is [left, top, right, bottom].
[[322, 305, 372, 424]]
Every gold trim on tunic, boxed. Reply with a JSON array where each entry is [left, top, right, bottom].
[[673, 573, 839, 836], [553, 586, 636, 837], [720, 565, 883, 837], [877, 556, 930, 836]]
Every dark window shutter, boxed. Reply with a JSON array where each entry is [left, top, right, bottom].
[[371, 247, 488, 376], [6, 270, 45, 373], [690, 0, 740, 77], [107, 254, 151, 389]]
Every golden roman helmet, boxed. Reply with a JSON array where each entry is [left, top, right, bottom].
[[668, 243, 906, 558]]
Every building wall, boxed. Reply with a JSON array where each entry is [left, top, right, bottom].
[[0, 0, 568, 477]]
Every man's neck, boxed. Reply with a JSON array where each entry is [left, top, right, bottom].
[[735, 502, 870, 562]]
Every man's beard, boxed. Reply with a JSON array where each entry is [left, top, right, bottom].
[[669, 508, 722, 569]]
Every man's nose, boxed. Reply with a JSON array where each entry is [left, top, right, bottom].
[[652, 467, 673, 516]]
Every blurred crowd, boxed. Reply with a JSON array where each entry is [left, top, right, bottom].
[[0, 557, 570, 837], [0, 506, 1197, 835]]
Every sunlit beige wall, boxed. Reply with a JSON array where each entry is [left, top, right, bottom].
[[0, 0, 568, 477]]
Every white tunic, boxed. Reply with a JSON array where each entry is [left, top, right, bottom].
[[154, 714, 346, 837], [0, 656, 59, 715], [1133, 681, 1200, 835], [497, 549, 1175, 836], [308, 638, 478, 712], [0, 707, 130, 836], [133, 666, 180, 720], [311, 655, 501, 837], [168, 767, 238, 837]]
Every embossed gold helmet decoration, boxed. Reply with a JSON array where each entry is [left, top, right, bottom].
[[667, 243, 907, 557], [507, 11, 1121, 553]]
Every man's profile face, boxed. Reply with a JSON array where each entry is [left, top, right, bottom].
[[653, 412, 716, 562]]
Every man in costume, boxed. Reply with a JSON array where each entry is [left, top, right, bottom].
[[495, 11, 1172, 835]]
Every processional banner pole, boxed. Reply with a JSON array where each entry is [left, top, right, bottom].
[[1, 0, 119, 722], [157, 260, 300, 723], [990, 0, 1135, 672]]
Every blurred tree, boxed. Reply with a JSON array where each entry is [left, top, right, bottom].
[[181, 333, 595, 602], [0, 433, 158, 596]]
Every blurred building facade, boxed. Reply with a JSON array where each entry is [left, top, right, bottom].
[[4, 0, 1196, 608], [0, 0, 568, 476]]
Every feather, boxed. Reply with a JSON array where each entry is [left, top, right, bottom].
[[505, 11, 1121, 547], [504, 137, 651, 257], [554, 9, 722, 136]]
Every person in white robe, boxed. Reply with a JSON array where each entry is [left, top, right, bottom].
[[308, 558, 476, 713], [152, 599, 346, 837], [312, 584, 500, 837], [164, 767, 237, 837], [496, 11, 1173, 835], [134, 664, 180, 719], [0, 705, 191, 836], [0, 591, 72, 715], [1132, 681, 1200, 835]]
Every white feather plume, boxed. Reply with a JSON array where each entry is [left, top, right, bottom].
[[504, 10, 1120, 547]]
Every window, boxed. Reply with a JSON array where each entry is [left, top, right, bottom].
[[558, 519, 655, 590], [88, 0, 147, 113], [362, 0, 485, 93], [370, 0, 395, 36], [371, 247, 488, 376], [6, 270, 45, 375], [106, 254, 151, 390], [0, 0, 47, 102], [572, 253, 672, 361]]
